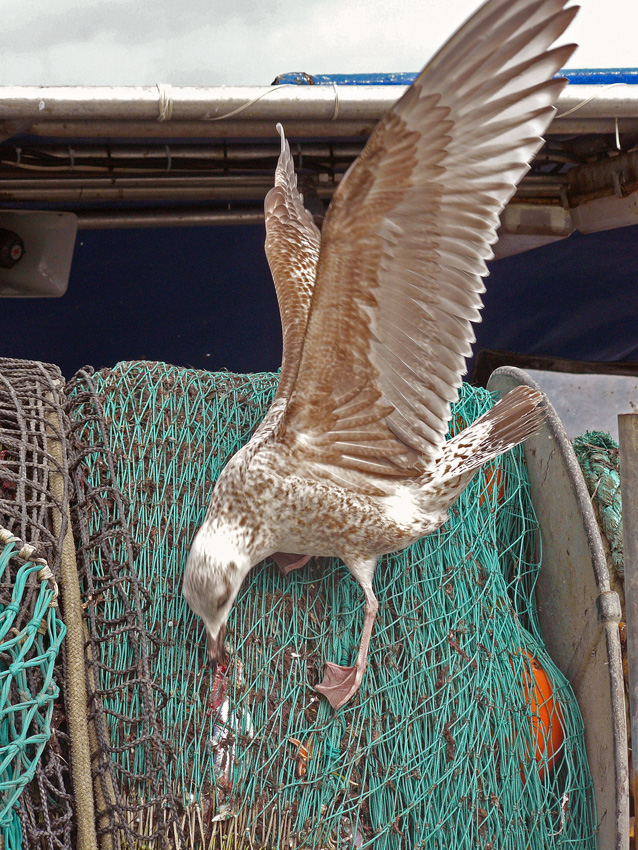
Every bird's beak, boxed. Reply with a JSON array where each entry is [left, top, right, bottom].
[[207, 623, 228, 673]]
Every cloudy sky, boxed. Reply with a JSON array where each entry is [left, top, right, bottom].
[[2, 0, 635, 88]]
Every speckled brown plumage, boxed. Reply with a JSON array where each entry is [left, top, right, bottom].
[[184, 0, 578, 710]]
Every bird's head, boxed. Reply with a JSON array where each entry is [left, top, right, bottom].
[[183, 520, 256, 672]]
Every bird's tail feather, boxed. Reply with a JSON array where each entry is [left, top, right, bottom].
[[435, 386, 545, 482]]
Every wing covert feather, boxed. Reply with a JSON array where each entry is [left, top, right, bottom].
[[279, 0, 577, 483], [264, 124, 322, 401]]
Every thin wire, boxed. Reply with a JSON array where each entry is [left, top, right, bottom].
[[555, 82, 627, 118], [204, 84, 297, 122]]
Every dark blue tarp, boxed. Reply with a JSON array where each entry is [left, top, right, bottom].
[[2, 222, 636, 379]]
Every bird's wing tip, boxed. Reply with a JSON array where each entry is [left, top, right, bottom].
[[275, 122, 286, 153]]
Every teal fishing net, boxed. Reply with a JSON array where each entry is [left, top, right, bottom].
[[0, 530, 66, 848], [0, 358, 76, 850], [66, 360, 596, 849]]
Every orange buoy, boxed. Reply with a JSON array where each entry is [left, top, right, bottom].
[[479, 462, 506, 506], [517, 649, 564, 779]]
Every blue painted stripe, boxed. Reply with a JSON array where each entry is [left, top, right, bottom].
[[271, 72, 415, 85], [273, 68, 638, 86], [559, 68, 638, 84]]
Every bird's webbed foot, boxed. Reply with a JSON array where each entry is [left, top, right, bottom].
[[315, 660, 365, 710]]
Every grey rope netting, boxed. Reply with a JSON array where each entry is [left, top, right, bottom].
[[64, 360, 596, 849], [0, 359, 75, 850]]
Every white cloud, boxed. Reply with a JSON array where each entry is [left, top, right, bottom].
[[0, 0, 634, 87]]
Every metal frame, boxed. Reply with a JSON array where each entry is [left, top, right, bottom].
[[488, 367, 629, 850], [0, 83, 638, 133], [2, 81, 638, 241], [618, 416, 638, 819]]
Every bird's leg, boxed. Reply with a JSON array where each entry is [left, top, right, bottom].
[[316, 582, 378, 710], [272, 553, 312, 576]]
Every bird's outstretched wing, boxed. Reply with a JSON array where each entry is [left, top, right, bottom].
[[265, 124, 322, 402], [280, 0, 577, 484]]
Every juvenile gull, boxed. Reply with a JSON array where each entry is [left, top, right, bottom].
[[184, 0, 578, 710]]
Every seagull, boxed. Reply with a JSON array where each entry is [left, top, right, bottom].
[[184, 0, 578, 710]]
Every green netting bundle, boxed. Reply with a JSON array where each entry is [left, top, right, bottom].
[[0, 529, 66, 849], [66, 361, 596, 849], [573, 431, 623, 577]]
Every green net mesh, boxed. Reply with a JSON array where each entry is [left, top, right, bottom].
[[0, 358, 76, 850], [66, 360, 596, 849], [0, 530, 66, 848], [573, 431, 623, 577]]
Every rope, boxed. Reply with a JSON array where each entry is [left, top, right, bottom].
[[331, 82, 340, 120], [156, 83, 174, 122], [45, 392, 98, 850], [573, 431, 624, 576]]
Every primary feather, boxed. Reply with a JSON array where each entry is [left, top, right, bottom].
[[282, 0, 577, 486], [264, 124, 321, 402]]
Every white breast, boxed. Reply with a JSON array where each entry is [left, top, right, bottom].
[[382, 488, 422, 530]]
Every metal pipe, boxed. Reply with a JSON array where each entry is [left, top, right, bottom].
[[0, 175, 561, 193], [0, 179, 563, 205], [0, 141, 364, 162], [18, 117, 638, 140], [0, 185, 283, 201], [18, 119, 380, 140], [618, 413, 638, 811], [551, 118, 638, 135], [0, 85, 392, 122], [3, 84, 638, 123], [0, 182, 561, 205], [76, 208, 266, 229], [0, 175, 278, 189], [0, 174, 338, 202], [557, 85, 638, 118], [73, 200, 565, 231]]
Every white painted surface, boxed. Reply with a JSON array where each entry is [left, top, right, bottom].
[[526, 369, 638, 440]]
